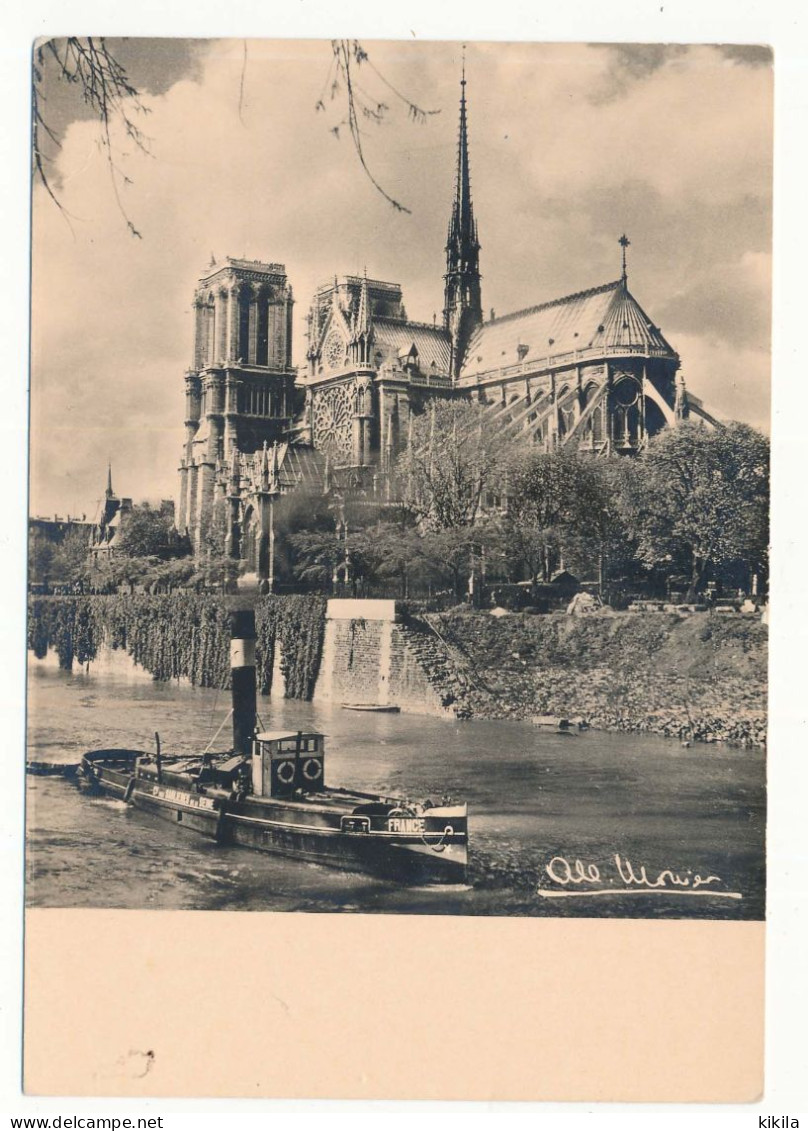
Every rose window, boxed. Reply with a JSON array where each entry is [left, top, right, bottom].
[[312, 385, 353, 459], [323, 330, 346, 370]]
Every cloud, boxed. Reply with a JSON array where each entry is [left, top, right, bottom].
[[589, 43, 772, 105], [32, 38, 209, 194], [673, 332, 771, 433], [30, 39, 773, 517], [716, 45, 773, 67], [657, 250, 772, 351], [588, 44, 690, 103]]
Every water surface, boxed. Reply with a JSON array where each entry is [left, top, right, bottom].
[[26, 649, 765, 918]]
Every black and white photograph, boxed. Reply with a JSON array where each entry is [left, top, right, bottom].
[[26, 38, 770, 922]]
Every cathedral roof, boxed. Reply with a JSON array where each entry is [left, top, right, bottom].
[[458, 279, 677, 382], [373, 317, 451, 373]]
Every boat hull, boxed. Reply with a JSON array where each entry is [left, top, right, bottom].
[[341, 704, 401, 713], [80, 752, 468, 887]]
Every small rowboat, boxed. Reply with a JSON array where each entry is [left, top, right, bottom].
[[533, 715, 573, 730], [341, 703, 401, 713], [26, 761, 79, 778]]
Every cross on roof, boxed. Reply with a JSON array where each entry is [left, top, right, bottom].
[[619, 234, 631, 280]]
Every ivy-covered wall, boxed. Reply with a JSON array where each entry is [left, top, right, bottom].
[[27, 594, 326, 700]]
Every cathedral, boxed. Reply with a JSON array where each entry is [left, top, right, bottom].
[[176, 68, 717, 586]]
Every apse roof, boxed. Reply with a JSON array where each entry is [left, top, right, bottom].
[[459, 279, 677, 382]]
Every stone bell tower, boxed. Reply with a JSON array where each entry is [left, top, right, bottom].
[[177, 256, 297, 549]]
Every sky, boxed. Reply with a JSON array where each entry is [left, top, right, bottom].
[[29, 38, 773, 521]]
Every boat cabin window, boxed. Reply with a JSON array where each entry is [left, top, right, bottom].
[[276, 737, 318, 753]]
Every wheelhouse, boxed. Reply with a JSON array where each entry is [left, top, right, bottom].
[[251, 730, 326, 797]]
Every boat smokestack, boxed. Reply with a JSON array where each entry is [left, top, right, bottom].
[[230, 608, 257, 756]]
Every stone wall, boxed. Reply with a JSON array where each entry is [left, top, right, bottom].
[[313, 608, 451, 716], [315, 618, 386, 705], [387, 624, 454, 715]]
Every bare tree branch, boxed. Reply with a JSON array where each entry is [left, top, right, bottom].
[[33, 37, 440, 233], [32, 37, 151, 237], [323, 39, 441, 214]]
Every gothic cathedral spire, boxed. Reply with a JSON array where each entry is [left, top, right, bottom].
[[443, 53, 482, 380]]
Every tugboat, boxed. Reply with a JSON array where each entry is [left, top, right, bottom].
[[79, 611, 468, 885]]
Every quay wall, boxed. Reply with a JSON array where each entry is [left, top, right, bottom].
[[27, 596, 768, 745], [313, 604, 450, 716]]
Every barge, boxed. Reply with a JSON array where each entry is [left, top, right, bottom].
[[78, 610, 468, 886]]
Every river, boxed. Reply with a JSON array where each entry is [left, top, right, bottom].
[[25, 648, 765, 919]]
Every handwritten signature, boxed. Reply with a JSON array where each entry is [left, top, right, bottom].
[[538, 854, 742, 899]]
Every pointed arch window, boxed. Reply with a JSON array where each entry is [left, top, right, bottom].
[[256, 292, 270, 366], [238, 291, 251, 362]]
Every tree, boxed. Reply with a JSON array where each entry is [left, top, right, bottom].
[[52, 527, 94, 582], [620, 422, 769, 597], [502, 449, 601, 583], [117, 503, 189, 560], [28, 526, 92, 588], [143, 557, 196, 593], [85, 552, 150, 593], [357, 508, 425, 598], [397, 400, 503, 532], [415, 521, 503, 602], [559, 455, 639, 588], [185, 499, 239, 591], [272, 488, 338, 589], [319, 40, 440, 213], [28, 530, 56, 586], [196, 497, 229, 559], [287, 496, 394, 595]]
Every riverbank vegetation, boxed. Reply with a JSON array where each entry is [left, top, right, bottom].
[[428, 607, 767, 746], [285, 409, 771, 604]]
